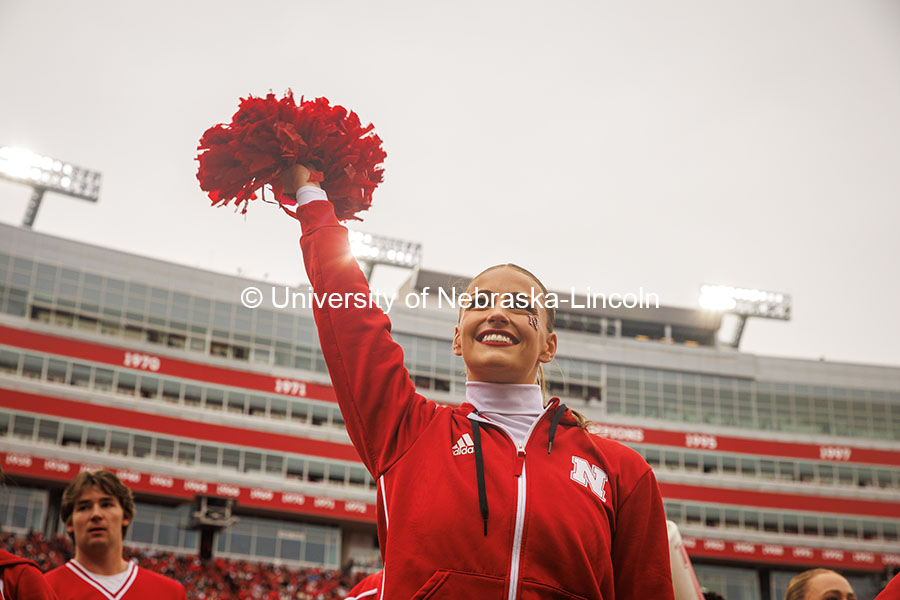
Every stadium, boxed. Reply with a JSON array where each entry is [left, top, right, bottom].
[[1, 217, 898, 599]]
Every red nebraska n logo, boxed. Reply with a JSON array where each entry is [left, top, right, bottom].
[[570, 456, 608, 502]]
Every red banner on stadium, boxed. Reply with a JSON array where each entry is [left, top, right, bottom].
[[0, 324, 336, 403], [680, 535, 899, 573], [1, 451, 376, 524]]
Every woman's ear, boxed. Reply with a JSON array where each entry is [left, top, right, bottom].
[[452, 326, 462, 356], [539, 332, 558, 363]]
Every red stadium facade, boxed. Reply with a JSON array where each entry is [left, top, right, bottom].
[[1, 222, 898, 599]]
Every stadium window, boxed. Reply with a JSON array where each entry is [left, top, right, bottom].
[[199, 445, 220, 467], [167, 333, 186, 349], [12, 415, 36, 440], [286, 457, 305, 480], [139, 376, 159, 399], [205, 389, 224, 410], [37, 419, 59, 444], [682, 452, 700, 472], [31, 306, 52, 324], [884, 522, 899, 541], [177, 442, 197, 465], [644, 448, 661, 468], [70, 363, 91, 388], [162, 380, 181, 403], [85, 427, 107, 452], [328, 464, 347, 485], [252, 347, 270, 364], [0, 349, 20, 374], [840, 518, 859, 539], [777, 461, 795, 481], [782, 514, 799, 535], [704, 507, 722, 528], [762, 512, 779, 533], [184, 385, 201, 407], [243, 452, 262, 474], [861, 520, 879, 540], [94, 367, 114, 392], [838, 466, 854, 486], [724, 509, 740, 529], [663, 450, 680, 470], [311, 404, 331, 427], [0, 412, 10, 436], [210, 341, 229, 357], [155, 438, 175, 461], [248, 395, 267, 417], [817, 464, 834, 484], [290, 403, 309, 424], [857, 467, 873, 487], [116, 372, 137, 396], [798, 463, 815, 483], [739, 458, 757, 477], [100, 320, 122, 336], [222, 448, 240, 472], [307, 460, 326, 483], [822, 517, 838, 537], [743, 511, 760, 531], [721, 456, 737, 475], [875, 468, 894, 489], [349, 467, 368, 488], [46, 358, 67, 383], [801, 515, 819, 536], [61, 423, 84, 447], [701, 455, 718, 474], [133, 435, 152, 458], [685, 505, 701, 525], [269, 398, 287, 420], [226, 392, 247, 414], [759, 459, 776, 479], [264, 454, 283, 476], [110, 431, 130, 456]]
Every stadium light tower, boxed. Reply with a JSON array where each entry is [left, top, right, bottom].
[[699, 284, 792, 348], [348, 229, 422, 279], [0, 146, 102, 228]]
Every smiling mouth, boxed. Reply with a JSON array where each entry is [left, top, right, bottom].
[[477, 331, 519, 345]]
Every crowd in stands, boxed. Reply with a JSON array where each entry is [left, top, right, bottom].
[[1, 531, 366, 599]]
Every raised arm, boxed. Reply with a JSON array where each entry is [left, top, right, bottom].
[[283, 166, 438, 477]]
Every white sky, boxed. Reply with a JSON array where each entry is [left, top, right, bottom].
[[1, 0, 899, 367]]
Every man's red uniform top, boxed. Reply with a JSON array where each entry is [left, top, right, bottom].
[[44, 561, 185, 600]]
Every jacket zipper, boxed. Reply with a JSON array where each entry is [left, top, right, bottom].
[[469, 401, 557, 600]]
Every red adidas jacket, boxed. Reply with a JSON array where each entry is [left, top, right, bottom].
[[299, 201, 674, 599]]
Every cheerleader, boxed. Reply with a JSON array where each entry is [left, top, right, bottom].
[[282, 165, 674, 599]]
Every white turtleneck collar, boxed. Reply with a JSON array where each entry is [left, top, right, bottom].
[[466, 381, 545, 444]]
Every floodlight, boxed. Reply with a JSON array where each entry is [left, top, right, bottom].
[[0, 145, 102, 228], [699, 284, 792, 349], [699, 284, 791, 320], [348, 229, 422, 278]]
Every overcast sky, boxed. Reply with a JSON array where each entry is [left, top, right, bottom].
[[1, 0, 899, 367]]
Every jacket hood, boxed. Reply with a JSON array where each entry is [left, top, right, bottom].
[[0, 548, 39, 569]]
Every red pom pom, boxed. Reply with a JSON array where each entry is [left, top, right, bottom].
[[196, 91, 385, 221]]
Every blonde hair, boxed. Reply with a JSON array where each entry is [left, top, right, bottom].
[[463, 264, 590, 428], [784, 569, 842, 600]]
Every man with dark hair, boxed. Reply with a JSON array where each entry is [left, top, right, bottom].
[[44, 471, 186, 600]]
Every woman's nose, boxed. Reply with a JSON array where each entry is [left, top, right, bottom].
[[486, 308, 509, 325]]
